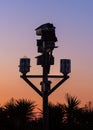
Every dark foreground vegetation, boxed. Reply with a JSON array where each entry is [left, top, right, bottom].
[[0, 93, 93, 130]]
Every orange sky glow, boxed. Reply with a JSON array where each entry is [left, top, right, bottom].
[[0, 0, 93, 110]]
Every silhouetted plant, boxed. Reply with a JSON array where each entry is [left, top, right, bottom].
[[16, 98, 36, 121], [4, 98, 36, 130], [48, 102, 65, 130], [0, 94, 93, 130], [0, 106, 7, 129], [63, 93, 81, 125], [79, 104, 93, 126]]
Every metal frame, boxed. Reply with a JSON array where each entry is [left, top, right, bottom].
[[19, 23, 71, 130], [20, 74, 69, 130]]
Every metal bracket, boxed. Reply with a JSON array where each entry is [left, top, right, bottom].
[[21, 74, 69, 97]]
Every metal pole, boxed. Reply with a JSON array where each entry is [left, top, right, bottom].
[[43, 85, 49, 130], [42, 52, 49, 130]]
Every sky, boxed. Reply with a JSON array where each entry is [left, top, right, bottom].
[[0, 0, 93, 109]]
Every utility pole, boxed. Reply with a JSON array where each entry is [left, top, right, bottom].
[[19, 23, 71, 130]]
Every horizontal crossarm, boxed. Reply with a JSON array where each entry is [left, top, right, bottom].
[[25, 75, 64, 78]]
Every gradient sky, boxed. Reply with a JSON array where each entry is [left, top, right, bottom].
[[0, 0, 93, 109]]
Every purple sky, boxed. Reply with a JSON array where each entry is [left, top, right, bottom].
[[0, 0, 93, 108]]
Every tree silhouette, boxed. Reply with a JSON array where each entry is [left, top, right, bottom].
[[48, 102, 65, 130], [0, 94, 93, 130], [78, 102, 93, 129], [63, 93, 81, 125], [4, 98, 36, 130], [16, 98, 36, 121], [0, 105, 7, 129]]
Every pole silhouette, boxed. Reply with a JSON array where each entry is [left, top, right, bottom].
[[19, 23, 71, 130]]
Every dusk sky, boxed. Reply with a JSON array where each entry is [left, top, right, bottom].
[[0, 0, 93, 109]]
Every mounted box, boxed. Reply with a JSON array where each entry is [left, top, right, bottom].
[[36, 55, 54, 65], [60, 59, 71, 75], [19, 57, 30, 74]]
